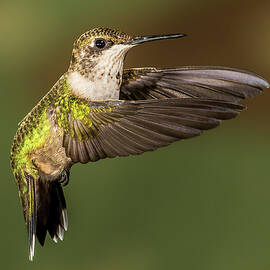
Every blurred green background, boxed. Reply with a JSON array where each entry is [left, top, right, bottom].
[[1, 0, 270, 269]]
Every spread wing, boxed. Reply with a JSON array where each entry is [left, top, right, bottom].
[[120, 66, 269, 103], [57, 98, 243, 164]]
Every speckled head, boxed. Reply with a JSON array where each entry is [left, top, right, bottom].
[[69, 27, 133, 73], [69, 27, 185, 75], [75, 27, 133, 48], [68, 27, 135, 100], [67, 27, 186, 100]]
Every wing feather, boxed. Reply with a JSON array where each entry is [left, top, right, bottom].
[[56, 98, 244, 164], [120, 66, 269, 102]]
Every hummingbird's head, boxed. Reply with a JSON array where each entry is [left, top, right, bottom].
[[67, 27, 185, 100], [69, 27, 133, 75], [69, 27, 185, 76]]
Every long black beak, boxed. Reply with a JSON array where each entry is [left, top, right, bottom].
[[126, 33, 186, 45]]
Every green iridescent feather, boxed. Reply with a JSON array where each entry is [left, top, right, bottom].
[[10, 77, 72, 218]]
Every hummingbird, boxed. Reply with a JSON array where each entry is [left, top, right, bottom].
[[10, 27, 269, 260]]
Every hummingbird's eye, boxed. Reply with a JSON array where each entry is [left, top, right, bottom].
[[94, 38, 106, 49]]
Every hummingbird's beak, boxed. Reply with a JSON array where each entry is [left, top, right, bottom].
[[126, 33, 186, 45]]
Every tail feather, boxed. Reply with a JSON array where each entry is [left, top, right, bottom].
[[45, 182, 68, 241], [26, 175, 68, 260], [26, 175, 37, 261]]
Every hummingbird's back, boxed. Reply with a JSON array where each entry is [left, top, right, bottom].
[[10, 90, 53, 228], [10, 75, 71, 180], [10, 78, 70, 260]]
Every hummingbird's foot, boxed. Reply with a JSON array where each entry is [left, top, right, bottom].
[[59, 169, 70, 186]]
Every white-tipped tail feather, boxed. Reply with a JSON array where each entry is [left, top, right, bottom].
[[29, 235, 35, 261]]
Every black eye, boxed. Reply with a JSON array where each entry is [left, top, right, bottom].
[[95, 38, 106, 49]]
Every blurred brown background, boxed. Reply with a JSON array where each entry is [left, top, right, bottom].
[[1, 0, 270, 269]]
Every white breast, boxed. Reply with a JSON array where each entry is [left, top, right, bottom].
[[67, 71, 120, 101]]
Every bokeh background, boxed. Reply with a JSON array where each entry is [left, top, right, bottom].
[[1, 0, 270, 269]]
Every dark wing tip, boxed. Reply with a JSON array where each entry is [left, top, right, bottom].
[[242, 70, 269, 89], [195, 100, 244, 120], [262, 79, 270, 89]]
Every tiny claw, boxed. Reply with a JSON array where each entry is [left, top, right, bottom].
[[59, 169, 70, 186]]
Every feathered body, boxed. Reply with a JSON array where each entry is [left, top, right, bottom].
[[10, 27, 269, 260]]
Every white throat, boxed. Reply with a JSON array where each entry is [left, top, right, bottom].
[[67, 71, 121, 101]]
